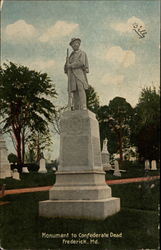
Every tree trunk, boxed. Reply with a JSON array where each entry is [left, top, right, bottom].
[[36, 133, 40, 162], [16, 134, 22, 171], [13, 127, 22, 172], [118, 128, 123, 167], [22, 129, 25, 165]]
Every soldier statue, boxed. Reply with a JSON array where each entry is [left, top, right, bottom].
[[64, 38, 89, 110]]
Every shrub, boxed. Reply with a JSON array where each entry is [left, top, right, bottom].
[[8, 153, 18, 163], [26, 163, 39, 172]]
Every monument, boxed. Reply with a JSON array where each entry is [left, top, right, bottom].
[[144, 160, 150, 170], [101, 138, 112, 171], [12, 169, 20, 180], [38, 153, 47, 173], [151, 160, 157, 170], [39, 38, 120, 219], [113, 160, 121, 177], [0, 132, 11, 179], [22, 167, 29, 173]]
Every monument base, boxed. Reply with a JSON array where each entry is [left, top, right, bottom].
[[39, 110, 120, 220], [39, 170, 120, 220], [0, 169, 11, 179], [39, 197, 120, 220]]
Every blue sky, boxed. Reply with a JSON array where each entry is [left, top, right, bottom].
[[1, 0, 160, 160]]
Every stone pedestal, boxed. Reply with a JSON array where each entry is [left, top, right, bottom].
[[0, 133, 11, 179], [39, 158, 47, 173], [39, 110, 120, 220]]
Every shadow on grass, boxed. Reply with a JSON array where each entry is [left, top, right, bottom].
[[0, 180, 160, 250]]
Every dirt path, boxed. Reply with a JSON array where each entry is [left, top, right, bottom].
[[4, 185, 52, 195], [106, 175, 160, 185], [3, 175, 160, 196]]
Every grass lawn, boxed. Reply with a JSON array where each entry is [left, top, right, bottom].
[[0, 166, 160, 190], [105, 166, 160, 180], [0, 172, 56, 190], [0, 179, 159, 250]]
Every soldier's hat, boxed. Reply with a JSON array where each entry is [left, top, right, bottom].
[[69, 37, 81, 46]]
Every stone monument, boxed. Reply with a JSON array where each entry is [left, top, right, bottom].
[[22, 167, 29, 173], [151, 160, 157, 170], [39, 38, 120, 220], [101, 138, 112, 171], [12, 169, 20, 180], [39, 153, 47, 173], [0, 132, 11, 179], [144, 160, 150, 170], [113, 160, 121, 177]]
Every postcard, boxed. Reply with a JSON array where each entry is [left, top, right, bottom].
[[0, 0, 160, 249]]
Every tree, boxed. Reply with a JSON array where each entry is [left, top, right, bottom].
[[52, 106, 68, 135], [86, 85, 100, 114], [97, 97, 134, 164], [26, 129, 53, 162], [131, 87, 160, 161], [25, 148, 36, 163], [0, 61, 57, 168], [107, 97, 133, 164]]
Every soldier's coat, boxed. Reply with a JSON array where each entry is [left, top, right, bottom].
[[64, 49, 89, 92]]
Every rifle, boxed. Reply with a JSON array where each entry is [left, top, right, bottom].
[[66, 48, 73, 110]]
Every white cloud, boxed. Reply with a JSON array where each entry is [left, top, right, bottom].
[[39, 21, 79, 42], [101, 74, 124, 85], [1, 56, 56, 73], [29, 59, 56, 72], [111, 16, 145, 33], [105, 46, 135, 67], [4, 20, 37, 42]]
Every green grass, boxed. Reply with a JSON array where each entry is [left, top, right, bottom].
[[110, 179, 160, 211], [0, 179, 159, 250], [0, 172, 56, 190], [105, 167, 160, 180], [0, 166, 159, 191]]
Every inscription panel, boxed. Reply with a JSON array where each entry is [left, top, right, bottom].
[[62, 136, 88, 166], [60, 117, 83, 134], [68, 117, 82, 134]]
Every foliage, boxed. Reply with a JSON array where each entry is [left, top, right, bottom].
[[26, 130, 53, 162], [0, 61, 57, 167], [86, 85, 100, 114], [97, 97, 134, 164], [52, 106, 68, 135], [26, 163, 39, 172], [136, 86, 160, 125], [8, 153, 18, 163], [25, 148, 36, 163], [108, 97, 133, 159], [131, 87, 160, 161]]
